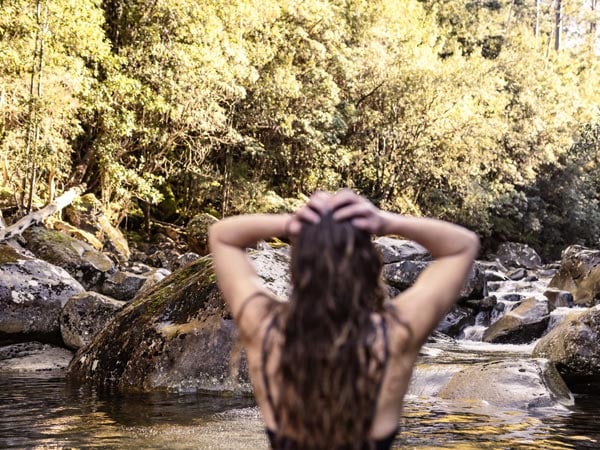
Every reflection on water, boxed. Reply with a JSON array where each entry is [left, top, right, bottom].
[[0, 372, 599, 449], [399, 397, 600, 449]]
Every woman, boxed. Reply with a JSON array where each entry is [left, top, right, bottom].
[[209, 189, 479, 450]]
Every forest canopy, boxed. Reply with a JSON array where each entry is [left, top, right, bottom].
[[1, 0, 599, 258]]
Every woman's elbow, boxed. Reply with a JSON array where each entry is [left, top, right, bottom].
[[207, 222, 223, 250], [466, 231, 480, 258]]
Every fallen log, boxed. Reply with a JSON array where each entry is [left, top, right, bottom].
[[0, 185, 85, 242]]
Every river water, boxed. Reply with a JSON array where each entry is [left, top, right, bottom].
[[3, 273, 600, 449], [2, 340, 599, 450]]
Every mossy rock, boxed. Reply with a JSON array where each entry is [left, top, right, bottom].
[[65, 194, 130, 262], [66, 257, 246, 393], [23, 226, 114, 290], [67, 246, 291, 393], [548, 245, 600, 306], [186, 213, 218, 255]]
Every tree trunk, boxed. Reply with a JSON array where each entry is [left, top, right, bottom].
[[534, 0, 540, 38], [555, 0, 562, 51], [0, 185, 85, 242]]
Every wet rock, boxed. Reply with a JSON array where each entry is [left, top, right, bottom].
[[60, 292, 126, 349], [127, 261, 154, 275], [23, 226, 114, 291], [439, 359, 573, 409], [494, 242, 542, 270], [64, 193, 130, 262], [134, 268, 172, 299], [548, 245, 600, 307], [374, 238, 431, 264], [464, 295, 497, 312], [67, 247, 290, 393], [544, 288, 574, 311], [0, 244, 84, 345], [408, 363, 465, 397], [435, 305, 475, 338], [382, 260, 428, 291], [186, 213, 218, 256], [508, 268, 527, 281], [149, 248, 183, 271], [175, 252, 200, 269], [532, 307, 600, 385], [485, 270, 509, 282], [499, 293, 524, 303], [459, 262, 487, 299], [483, 298, 549, 344], [0, 342, 73, 372], [384, 260, 486, 300], [101, 271, 147, 301]]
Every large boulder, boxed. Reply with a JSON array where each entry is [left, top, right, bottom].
[[100, 270, 147, 301], [494, 242, 542, 270], [0, 342, 73, 372], [60, 292, 126, 349], [544, 288, 574, 311], [64, 193, 130, 262], [67, 247, 290, 393], [382, 260, 428, 291], [435, 305, 475, 338], [548, 245, 600, 307], [438, 359, 573, 409], [482, 297, 549, 344], [384, 260, 486, 300], [23, 226, 114, 291], [373, 238, 431, 264], [0, 244, 84, 345], [532, 307, 600, 386]]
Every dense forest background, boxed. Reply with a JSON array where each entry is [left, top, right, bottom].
[[1, 0, 599, 258]]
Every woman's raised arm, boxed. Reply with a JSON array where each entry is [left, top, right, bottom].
[[331, 190, 480, 350]]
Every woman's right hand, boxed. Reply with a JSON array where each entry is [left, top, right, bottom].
[[286, 191, 333, 236], [330, 189, 387, 234]]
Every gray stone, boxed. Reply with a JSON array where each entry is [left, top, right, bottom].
[[544, 288, 574, 311], [436, 305, 475, 338], [508, 268, 527, 281], [67, 248, 290, 393], [60, 292, 126, 349], [134, 268, 172, 299], [383, 260, 428, 291], [0, 244, 85, 344], [548, 245, 600, 307], [483, 297, 549, 344], [439, 359, 573, 409], [0, 342, 73, 372], [485, 270, 509, 282], [495, 242, 542, 270], [533, 307, 600, 381], [384, 260, 486, 300], [101, 270, 147, 301], [23, 226, 114, 291], [373, 237, 431, 264]]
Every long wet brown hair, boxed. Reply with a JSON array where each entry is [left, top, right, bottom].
[[269, 211, 388, 449]]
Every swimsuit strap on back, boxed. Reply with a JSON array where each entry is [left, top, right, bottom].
[[261, 314, 279, 420]]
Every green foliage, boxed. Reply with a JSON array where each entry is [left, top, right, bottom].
[[1, 0, 599, 256]]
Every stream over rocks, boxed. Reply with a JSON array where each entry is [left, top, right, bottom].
[[3, 226, 600, 447]]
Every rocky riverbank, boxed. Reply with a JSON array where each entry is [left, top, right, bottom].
[[2, 199, 600, 408]]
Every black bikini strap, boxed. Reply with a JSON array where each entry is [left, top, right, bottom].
[[261, 314, 278, 421], [381, 316, 389, 364], [237, 291, 270, 321]]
